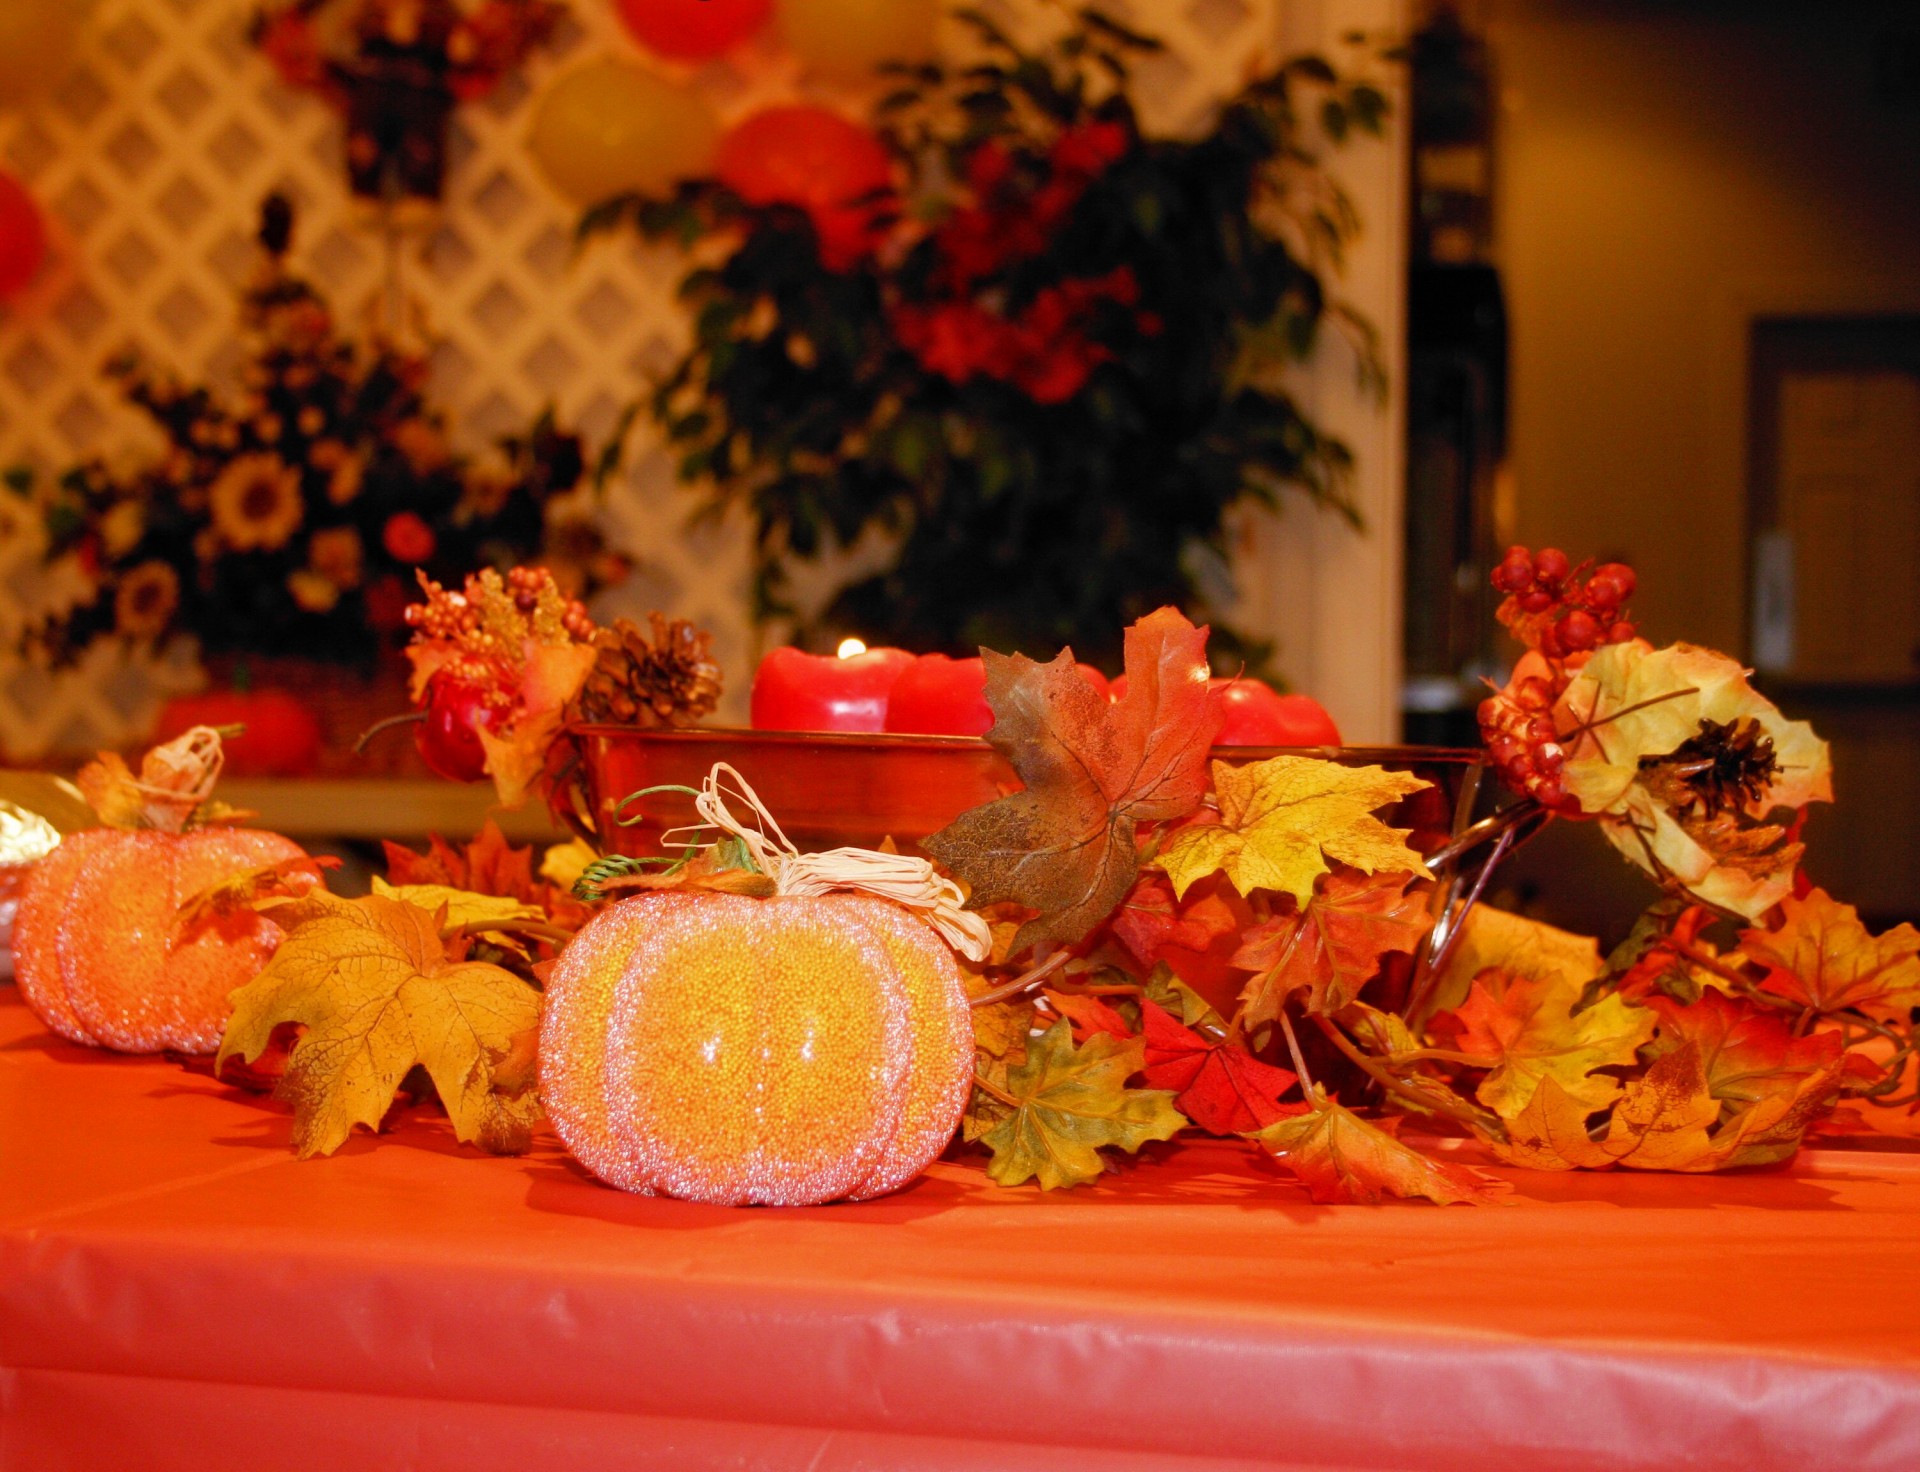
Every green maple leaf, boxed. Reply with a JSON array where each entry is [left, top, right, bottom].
[[219, 890, 542, 1158], [978, 1019, 1185, 1189]]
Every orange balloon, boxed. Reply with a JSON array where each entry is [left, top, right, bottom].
[[0, 172, 46, 300], [779, 0, 938, 83], [540, 892, 974, 1205], [14, 827, 312, 1053], [615, 0, 771, 61], [715, 105, 893, 269], [527, 58, 720, 206]]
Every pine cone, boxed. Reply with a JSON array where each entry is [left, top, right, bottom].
[[579, 613, 724, 726]]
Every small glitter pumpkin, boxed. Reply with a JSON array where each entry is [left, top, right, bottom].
[[14, 825, 310, 1054], [541, 891, 975, 1205]]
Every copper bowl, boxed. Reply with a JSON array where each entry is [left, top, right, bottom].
[[572, 726, 1485, 858]]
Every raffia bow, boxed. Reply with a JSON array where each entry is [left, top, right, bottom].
[[653, 763, 993, 963]]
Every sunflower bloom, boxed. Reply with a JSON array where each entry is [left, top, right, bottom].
[[209, 453, 304, 552], [113, 561, 180, 639]]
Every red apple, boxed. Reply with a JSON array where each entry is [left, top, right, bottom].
[[750, 645, 915, 732], [1109, 674, 1341, 747], [884, 654, 1112, 736]]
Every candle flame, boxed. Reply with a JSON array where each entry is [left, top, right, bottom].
[[836, 638, 868, 659]]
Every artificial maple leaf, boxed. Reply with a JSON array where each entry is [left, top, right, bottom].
[[1557, 641, 1831, 920], [1109, 872, 1240, 973], [1604, 901, 1727, 1005], [175, 854, 332, 939], [1739, 888, 1920, 1019], [1043, 989, 1134, 1043], [1138, 999, 1299, 1135], [1495, 1044, 1717, 1172], [384, 821, 592, 935], [1683, 1056, 1851, 1171], [218, 890, 543, 1158], [1442, 967, 1654, 1120], [1158, 756, 1432, 907], [1426, 904, 1605, 1019], [970, 997, 1037, 1062], [925, 607, 1222, 958], [1642, 988, 1844, 1109], [976, 1018, 1185, 1189], [1231, 865, 1433, 1026], [1248, 1093, 1504, 1205], [1336, 1000, 1419, 1057]]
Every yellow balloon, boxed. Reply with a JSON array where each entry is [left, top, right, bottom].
[[778, 0, 939, 84], [527, 59, 720, 207], [0, 0, 93, 111]]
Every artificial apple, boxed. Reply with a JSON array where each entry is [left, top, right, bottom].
[[1110, 673, 1341, 747]]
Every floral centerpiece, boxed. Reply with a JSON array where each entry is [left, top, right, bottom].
[[8, 195, 623, 674]]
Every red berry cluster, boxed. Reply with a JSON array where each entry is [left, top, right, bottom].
[[403, 567, 596, 783], [1478, 667, 1578, 814], [1491, 545, 1637, 658], [1478, 546, 1642, 814]]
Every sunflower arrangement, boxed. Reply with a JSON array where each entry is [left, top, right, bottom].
[[9, 195, 626, 669]]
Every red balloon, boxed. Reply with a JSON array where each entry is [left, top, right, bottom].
[[715, 105, 894, 270], [615, 0, 771, 61], [0, 173, 46, 301]]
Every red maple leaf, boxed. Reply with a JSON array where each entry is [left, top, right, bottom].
[[1044, 989, 1134, 1044], [1110, 871, 1241, 972], [1139, 999, 1301, 1135], [926, 607, 1223, 957], [1642, 988, 1854, 1105]]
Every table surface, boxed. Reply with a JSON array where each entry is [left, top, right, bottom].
[[3, 989, 1918, 1472]]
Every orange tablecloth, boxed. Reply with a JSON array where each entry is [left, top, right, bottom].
[[3, 989, 1918, 1472]]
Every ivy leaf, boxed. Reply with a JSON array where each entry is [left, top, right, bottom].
[[1138, 999, 1299, 1135], [1231, 865, 1434, 1025], [977, 1018, 1185, 1189], [217, 891, 543, 1159], [925, 607, 1222, 958], [1738, 888, 1920, 1019], [1248, 1093, 1505, 1205], [1440, 968, 1654, 1120], [1158, 755, 1432, 906]]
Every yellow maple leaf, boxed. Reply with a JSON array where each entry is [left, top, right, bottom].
[[1494, 1043, 1718, 1171], [1248, 1093, 1505, 1205], [370, 878, 544, 941], [1158, 756, 1432, 906], [218, 890, 543, 1158], [1445, 968, 1655, 1120], [1425, 904, 1604, 1019]]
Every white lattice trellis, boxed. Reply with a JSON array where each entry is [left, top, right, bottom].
[[0, 0, 1289, 757]]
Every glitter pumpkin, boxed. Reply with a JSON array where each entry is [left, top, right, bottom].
[[14, 826, 310, 1054], [541, 891, 974, 1206]]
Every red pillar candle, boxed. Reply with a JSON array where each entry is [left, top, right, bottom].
[[1110, 674, 1342, 746], [750, 643, 915, 732], [885, 654, 1111, 736]]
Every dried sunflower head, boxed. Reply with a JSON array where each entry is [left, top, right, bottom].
[[579, 613, 723, 727]]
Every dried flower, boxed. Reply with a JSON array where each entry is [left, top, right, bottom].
[[308, 525, 365, 589], [208, 452, 304, 552], [113, 561, 180, 639]]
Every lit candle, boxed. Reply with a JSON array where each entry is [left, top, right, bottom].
[[749, 642, 915, 732]]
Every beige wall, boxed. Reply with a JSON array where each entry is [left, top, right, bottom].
[[1491, 0, 1920, 655]]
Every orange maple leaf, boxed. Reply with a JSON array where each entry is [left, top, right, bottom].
[[926, 607, 1223, 957], [1110, 872, 1241, 974], [1739, 888, 1920, 1018], [1642, 988, 1846, 1108], [1230, 865, 1434, 1024], [1249, 1092, 1505, 1205]]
